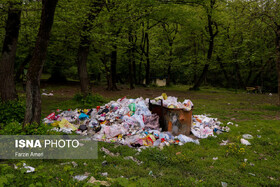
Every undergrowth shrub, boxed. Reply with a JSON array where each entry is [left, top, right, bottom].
[[73, 93, 107, 108], [0, 100, 25, 124]]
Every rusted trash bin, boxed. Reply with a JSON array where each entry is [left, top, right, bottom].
[[149, 100, 192, 136]]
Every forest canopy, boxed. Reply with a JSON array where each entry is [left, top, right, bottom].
[[0, 0, 279, 96]]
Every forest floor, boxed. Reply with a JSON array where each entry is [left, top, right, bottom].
[[2, 82, 280, 186]]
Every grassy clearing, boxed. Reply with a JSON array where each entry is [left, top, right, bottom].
[[1, 85, 279, 186]]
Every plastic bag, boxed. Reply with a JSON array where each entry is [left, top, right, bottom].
[[59, 119, 77, 131]]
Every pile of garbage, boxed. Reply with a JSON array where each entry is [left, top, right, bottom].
[[43, 94, 230, 148]]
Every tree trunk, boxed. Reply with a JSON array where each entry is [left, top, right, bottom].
[[24, 0, 58, 126], [166, 43, 173, 86], [77, 40, 90, 96], [128, 30, 134, 89], [235, 61, 245, 89], [0, 1, 21, 102], [107, 46, 118, 91], [166, 64, 171, 86], [276, 28, 280, 105], [145, 32, 150, 86], [138, 56, 142, 84], [217, 56, 230, 87], [190, 3, 217, 90], [246, 60, 253, 86], [77, 0, 104, 97], [15, 52, 32, 82], [132, 48, 137, 86]]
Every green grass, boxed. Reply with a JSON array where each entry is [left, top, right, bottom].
[[1, 85, 279, 186]]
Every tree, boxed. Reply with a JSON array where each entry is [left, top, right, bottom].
[[0, 0, 21, 102], [76, 0, 105, 97], [190, 0, 218, 90], [24, 0, 58, 125]]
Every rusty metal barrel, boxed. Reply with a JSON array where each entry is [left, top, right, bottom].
[[149, 100, 192, 136]]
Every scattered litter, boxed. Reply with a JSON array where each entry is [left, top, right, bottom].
[[213, 157, 218, 160], [235, 124, 238, 127], [87, 176, 110, 186], [73, 175, 88, 181], [178, 134, 199, 144], [244, 159, 247, 162], [102, 161, 108, 166], [220, 140, 229, 146], [149, 171, 153, 176], [60, 162, 70, 165], [227, 122, 233, 125], [269, 93, 272, 96], [42, 93, 53, 96], [250, 163, 255, 166], [101, 172, 108, 177], [72, 161, 78, 167], [248, 173, 256, 176], [257, 135, 261, 138], [241, 138, 251, 145], [101, 147, 120, 157], [22, 163, 35, 173], [124, 156, 143, 165], [221, 181, 228, 187], [242, 134, 253, 139]]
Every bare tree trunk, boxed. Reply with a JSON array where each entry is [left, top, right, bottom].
[[128, 30, 134, 89], [15, 52, 32, 82], [77, 40, 90, 96], [0, 1, 21, 102], [235, 61, 245, 89], [276, 28, 280, 105], [138, 57, 142, 84], [107, 46, 118, 91], [246, 60, 253, 86], [217, 56, 230, 87], [145, 32, 150, 86], [166, 43, 173, 86], [132, 48, 136, 86], [24, 0, 58, 126], [77, 0, 104, 97]]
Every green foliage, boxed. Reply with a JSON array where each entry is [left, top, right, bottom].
[[73, 93, 108, 108], [0, 121, 61, 135], [0, 100, 25, 124]]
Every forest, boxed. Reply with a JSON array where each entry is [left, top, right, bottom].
[[0, 1, 280, 186], [0, 0, 280, 123]]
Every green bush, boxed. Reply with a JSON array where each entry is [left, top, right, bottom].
[[0, 121, 62, 135], [73, 93, 108, 108], [0, 100, 25, 124]]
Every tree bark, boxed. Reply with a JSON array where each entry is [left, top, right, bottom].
[[217, 56, 230, 87], [77, 0, 104, 97], [0, 1, 21, 102], [145, 32, 150, 86], [166, 43, 173, 86], [138, 56, 142, 84], [23, 0, 58, 126], [128, 29, 134, 89], [235, 60, 245, 89], [246, 60, 253, 86], [15, 52, 32, 82], [107, 45, 118, 91], [276, 28, 280, 105]]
